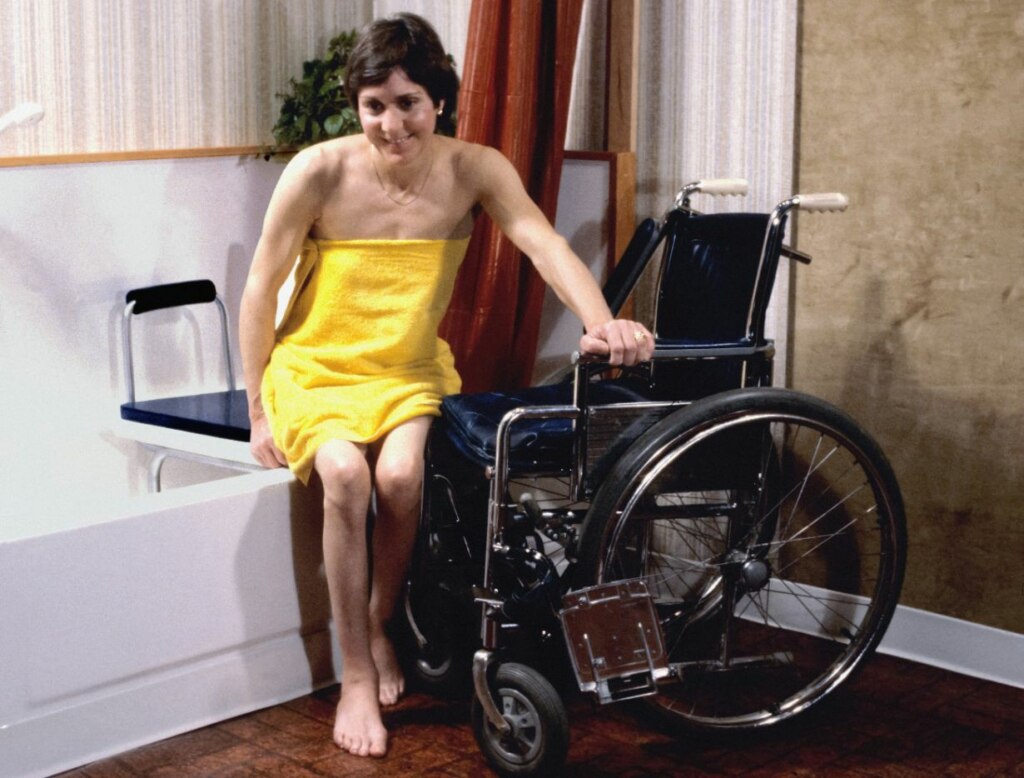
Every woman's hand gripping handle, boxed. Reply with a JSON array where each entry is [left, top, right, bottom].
[[579, 319, 654, 367]]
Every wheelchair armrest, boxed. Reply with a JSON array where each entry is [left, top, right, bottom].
[[651, 341, 764, 360], [573, 338, 769, 370]]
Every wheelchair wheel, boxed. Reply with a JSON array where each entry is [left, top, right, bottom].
[[402, 581, 473, 696], [471, 662, 570, 777], [575, 387, 906, 733]]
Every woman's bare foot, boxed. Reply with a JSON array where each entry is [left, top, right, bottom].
[[371, 631, 405, 706], [334, 676, 388, 757]]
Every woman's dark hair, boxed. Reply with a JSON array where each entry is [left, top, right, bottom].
[[344, 13, 459, 134]]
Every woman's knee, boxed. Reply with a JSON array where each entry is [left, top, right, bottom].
[[315, 442, 371, 509], [374, 454, 424, 512]]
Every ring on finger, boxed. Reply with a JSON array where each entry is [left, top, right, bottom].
[[633, 330, 646, 343]]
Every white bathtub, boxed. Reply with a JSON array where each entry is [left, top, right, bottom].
[[0, 443, 336, 778]]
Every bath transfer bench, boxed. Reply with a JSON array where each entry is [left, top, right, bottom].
[[402, 179, 907, 776], [119, 279, 260, 491]]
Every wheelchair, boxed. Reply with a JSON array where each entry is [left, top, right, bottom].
[[402, 179, 908, 776]]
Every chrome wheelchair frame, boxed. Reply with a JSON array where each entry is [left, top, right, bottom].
[[403, 180, 907, 776]]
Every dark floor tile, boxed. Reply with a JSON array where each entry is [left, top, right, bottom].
[[149, 742, 273, 777], [941, 734, 1024, 778], [112, 727, 242, 774], [216, 713, 338, 765], [76, 762, 140, 778], [437, 756, 495, 777], [766, 742, 846, 775], [282, 688, 339, 725]]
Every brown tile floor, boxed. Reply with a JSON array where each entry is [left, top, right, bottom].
[[65, 655, 1024, 777]]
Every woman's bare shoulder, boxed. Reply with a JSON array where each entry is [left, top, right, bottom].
[[282, 135, 366, 185], [445, 136, 502, 165], [444, 138, 512, 192]]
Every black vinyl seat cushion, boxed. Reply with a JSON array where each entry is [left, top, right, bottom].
[[440, 379, 651, 473], [120, 388, 251, 442]]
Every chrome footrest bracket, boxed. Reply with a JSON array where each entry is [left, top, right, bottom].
[[559, 579, 670, 704]]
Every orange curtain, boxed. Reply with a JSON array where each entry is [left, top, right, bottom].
[[440, 0, 584, 392]]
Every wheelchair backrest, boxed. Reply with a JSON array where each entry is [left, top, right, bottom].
[[644, 209, 790, 399], [655, 210, 786, 346]]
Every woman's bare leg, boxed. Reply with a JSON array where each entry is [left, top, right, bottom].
[[367, 417, 432, 706], [314, 439, 388, 758]]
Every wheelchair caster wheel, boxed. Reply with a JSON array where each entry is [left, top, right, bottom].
[[401, 582, 474, 696], [471, 663, 569, 777], [410, 639, 469, 696]]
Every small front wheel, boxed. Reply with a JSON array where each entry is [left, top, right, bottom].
[[471, 663, 570, 777]]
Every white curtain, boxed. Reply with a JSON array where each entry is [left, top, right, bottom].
[[0, 0, 476, 157]]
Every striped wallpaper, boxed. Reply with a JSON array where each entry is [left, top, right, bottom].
[[0, 0, 475, 158], [636, 0, 797, 216]]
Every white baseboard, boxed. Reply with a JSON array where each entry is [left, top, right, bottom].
[[5, 627, 341, 778], [879, 604, 1024, 689], [747, 579, 1023, 690]]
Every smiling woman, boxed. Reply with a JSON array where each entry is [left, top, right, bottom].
[[237, 11, 652, 760]]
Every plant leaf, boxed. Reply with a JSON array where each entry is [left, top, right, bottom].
[[323, 114, 344, 136]]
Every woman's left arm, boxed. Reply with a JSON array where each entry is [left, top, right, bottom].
[[474, 145, 653, 366]]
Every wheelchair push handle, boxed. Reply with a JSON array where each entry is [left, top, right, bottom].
[[792, 192, 849, 213], [673, 178, 748, 210], [695, 178, 749, 196]]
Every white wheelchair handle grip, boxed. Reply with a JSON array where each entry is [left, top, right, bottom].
[[697, 178, 749, 196], [795, 192, 849, 212]]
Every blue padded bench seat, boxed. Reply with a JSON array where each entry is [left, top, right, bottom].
[[440, 380, 650, 473], [120, 388, 251, 442]]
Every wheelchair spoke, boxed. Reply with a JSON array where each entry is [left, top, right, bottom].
[[758, 575, 866, 641]]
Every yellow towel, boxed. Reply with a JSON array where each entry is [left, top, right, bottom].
[[262, 237, 470, 483]]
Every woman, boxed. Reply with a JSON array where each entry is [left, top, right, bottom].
[[240, 13, 653, 758]]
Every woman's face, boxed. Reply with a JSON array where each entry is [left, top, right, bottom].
[[357, 68, 439, 165]]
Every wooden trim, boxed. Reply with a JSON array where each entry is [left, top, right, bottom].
[[605, 0, 639, 152], [0, 145, 275, 168]]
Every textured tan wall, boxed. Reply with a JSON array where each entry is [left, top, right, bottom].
[[793, 0, 1023, 631]]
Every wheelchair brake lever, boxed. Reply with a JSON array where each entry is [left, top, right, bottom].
[[781, 244, 812, 264]]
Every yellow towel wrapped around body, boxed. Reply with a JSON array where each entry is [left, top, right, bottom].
[[262, 237, 470, 483]]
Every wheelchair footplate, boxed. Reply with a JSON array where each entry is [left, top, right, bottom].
[[559, 579, 670, 704]]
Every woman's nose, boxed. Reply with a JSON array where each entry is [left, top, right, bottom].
[[381, 108, 403, 134]]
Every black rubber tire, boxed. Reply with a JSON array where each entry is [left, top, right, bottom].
[[575, 387, 907, 734], [471, 663, 570, 777]]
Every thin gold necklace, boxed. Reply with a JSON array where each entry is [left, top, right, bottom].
[[371, 145, 435, 207]]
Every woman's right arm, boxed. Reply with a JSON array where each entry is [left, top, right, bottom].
[[240, 150, 325, 467]]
